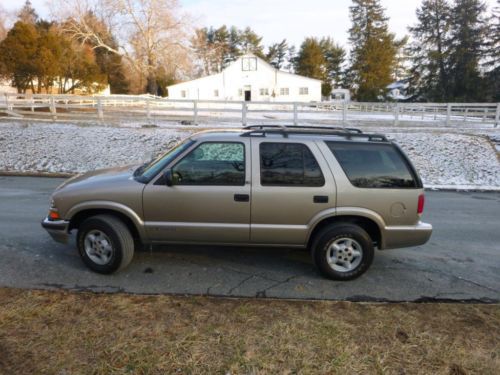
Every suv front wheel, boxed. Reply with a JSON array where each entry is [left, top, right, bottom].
[[311, 223, 374, 280], [77, 215, 135, 274]]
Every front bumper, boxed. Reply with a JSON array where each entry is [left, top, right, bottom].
[[41, 217, 70, 244], [381, 221, 432, 250]]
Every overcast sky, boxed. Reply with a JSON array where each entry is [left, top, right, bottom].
[[2, 0, 497, 48]]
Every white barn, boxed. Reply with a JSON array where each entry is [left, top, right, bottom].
[[167, 54, 322, 102]]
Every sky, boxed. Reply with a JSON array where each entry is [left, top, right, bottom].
[[1, 0, 497, 48]]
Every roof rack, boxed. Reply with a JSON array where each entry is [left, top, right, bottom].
[[240, 124, 388, 142]]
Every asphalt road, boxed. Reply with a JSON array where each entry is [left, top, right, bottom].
[[0, 176, 499, 302]]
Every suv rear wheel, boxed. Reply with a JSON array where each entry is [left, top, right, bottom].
[[77, 215, 135, 274], [311, 223, 374, 280]]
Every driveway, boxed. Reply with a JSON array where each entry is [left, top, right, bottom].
[[0, 176, 498, 302]]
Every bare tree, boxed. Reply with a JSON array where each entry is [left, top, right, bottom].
[[0, 4, 10, 41], [50, 0, 192, 94]]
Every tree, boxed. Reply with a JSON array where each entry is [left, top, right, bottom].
[[295, 37, 330, 96], [52, 0, 191, 95], [78, 11, 129, 93], [319, 37, 346, 90], [0, 21, 38, 93], [266, 39, 288, 69], [0, 4, 9, 41], [447, 0, 488, 101], [408, 0, 452, 101], [18, 1, 38, 24], [348, 0, 397, 101], [191, 25, 266, 75], [483, 0, 499, 101]]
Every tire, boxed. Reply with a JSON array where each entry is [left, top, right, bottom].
[[311, 223, 374, 280], [77, 215, 135, 274]]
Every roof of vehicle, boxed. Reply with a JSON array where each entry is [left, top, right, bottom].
[[190, 125, 389, 143]]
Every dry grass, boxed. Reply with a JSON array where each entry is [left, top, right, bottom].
[[0, 288, 498, 375]]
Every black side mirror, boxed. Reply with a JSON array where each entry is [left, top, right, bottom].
[[164, 169, 174, 186]]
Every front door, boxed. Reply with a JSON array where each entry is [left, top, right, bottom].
[[250, 139, 336, 245], [244, 90, 251, 101], [143, 140, 251, 243]]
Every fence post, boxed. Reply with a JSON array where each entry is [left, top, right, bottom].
[[446, 103, 452, 126], [193, 100, 198, 124], [242, 102, 247, 126], [293, 102, 298, 125], [394, 103, 399, 126], [342, 101, 347, 125], [495, 103, 500, 128], [146, 97, 151, 121], [4, 93, 10, 111], [97, 97, 104, 121], [50, 96, 57, 120]]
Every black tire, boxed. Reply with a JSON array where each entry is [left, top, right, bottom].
[[311, 223, 374, 280], [77, 215, 135, 274]]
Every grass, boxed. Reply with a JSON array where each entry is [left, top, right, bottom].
[[0, 288, 498, 374]]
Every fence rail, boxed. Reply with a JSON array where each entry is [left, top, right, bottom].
[[0, 93, 498, 127]]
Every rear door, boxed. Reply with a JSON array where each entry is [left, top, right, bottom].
[[250, 138, 336, 245]]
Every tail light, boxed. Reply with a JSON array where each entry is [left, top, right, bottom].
[[417, 194, 425, 215]]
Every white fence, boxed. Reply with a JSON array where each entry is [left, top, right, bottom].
[[0, 93, 499, 127]]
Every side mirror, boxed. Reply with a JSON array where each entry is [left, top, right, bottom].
[[164, 169, 174, 186]]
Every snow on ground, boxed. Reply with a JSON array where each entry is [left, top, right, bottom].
[[0, 121, 498, 190]]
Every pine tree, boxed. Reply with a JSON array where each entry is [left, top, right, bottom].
[[483, 0, 499, 100], [348, 0, 397, 101], [447, 0, 488, 101], [0, 21, 38, 93], [17, 0, 38, 24], [266, 39, 288, 69], [408, 0, 452, 101], [319, 37, 346, 90], [295, 37, 331, 96], [238, 27, 265, 58]]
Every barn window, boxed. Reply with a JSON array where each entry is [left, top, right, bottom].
[[242, 57, 257, 71], [299, 87, 309, 95], [280, 88, 289, 96], [238, 89, 243, 96], [214, 89, 219, 97], [260, 88, 269, 96], [181, 90, 187, 98]]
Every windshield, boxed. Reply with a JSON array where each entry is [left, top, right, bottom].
[[134, 138, 195, 183]]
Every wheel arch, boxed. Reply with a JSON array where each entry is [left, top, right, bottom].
[[66, 202, 145, 242], [307, 211, 384, 249]]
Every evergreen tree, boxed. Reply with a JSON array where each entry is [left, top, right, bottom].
[[483, 0, 499, 100], [295, 37, 330, 96], [319, 37, 346, 91], [266, 39, 288, 69], [17, 0, 38, 24], [348, 0, 397, 101], [408, 0, 452, 101], [0, 21, 38, 93], [238, 27, 265, 58], [447, 0, 487, 101]]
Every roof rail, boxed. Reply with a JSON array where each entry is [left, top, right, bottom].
[[240, 124, 388, 142]]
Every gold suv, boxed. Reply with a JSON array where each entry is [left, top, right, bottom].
[[42, 125, 432, 280]]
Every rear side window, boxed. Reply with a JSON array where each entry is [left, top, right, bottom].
[[260, 143, 325, 186], [326, 142, 418, 188]]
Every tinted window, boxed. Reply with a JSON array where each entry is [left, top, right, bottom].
[[173, 142, 245, 185], [326, 142, 417, 188], [260, 143, 325, 186]]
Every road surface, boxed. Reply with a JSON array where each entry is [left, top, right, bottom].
[[0, 176, 498, 302]]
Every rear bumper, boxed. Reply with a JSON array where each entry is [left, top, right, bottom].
[[381, 221, 432, 250], [41, 218, 70, 244]]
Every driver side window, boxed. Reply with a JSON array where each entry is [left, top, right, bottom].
[[172, 142, 245, 186]]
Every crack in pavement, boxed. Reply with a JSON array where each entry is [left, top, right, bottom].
[[254, 275, 300, 298], [379, 265, 500, 294]]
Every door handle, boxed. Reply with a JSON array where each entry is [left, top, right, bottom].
[[234, 194, 250, 202], [313, 195, 329, 203]]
